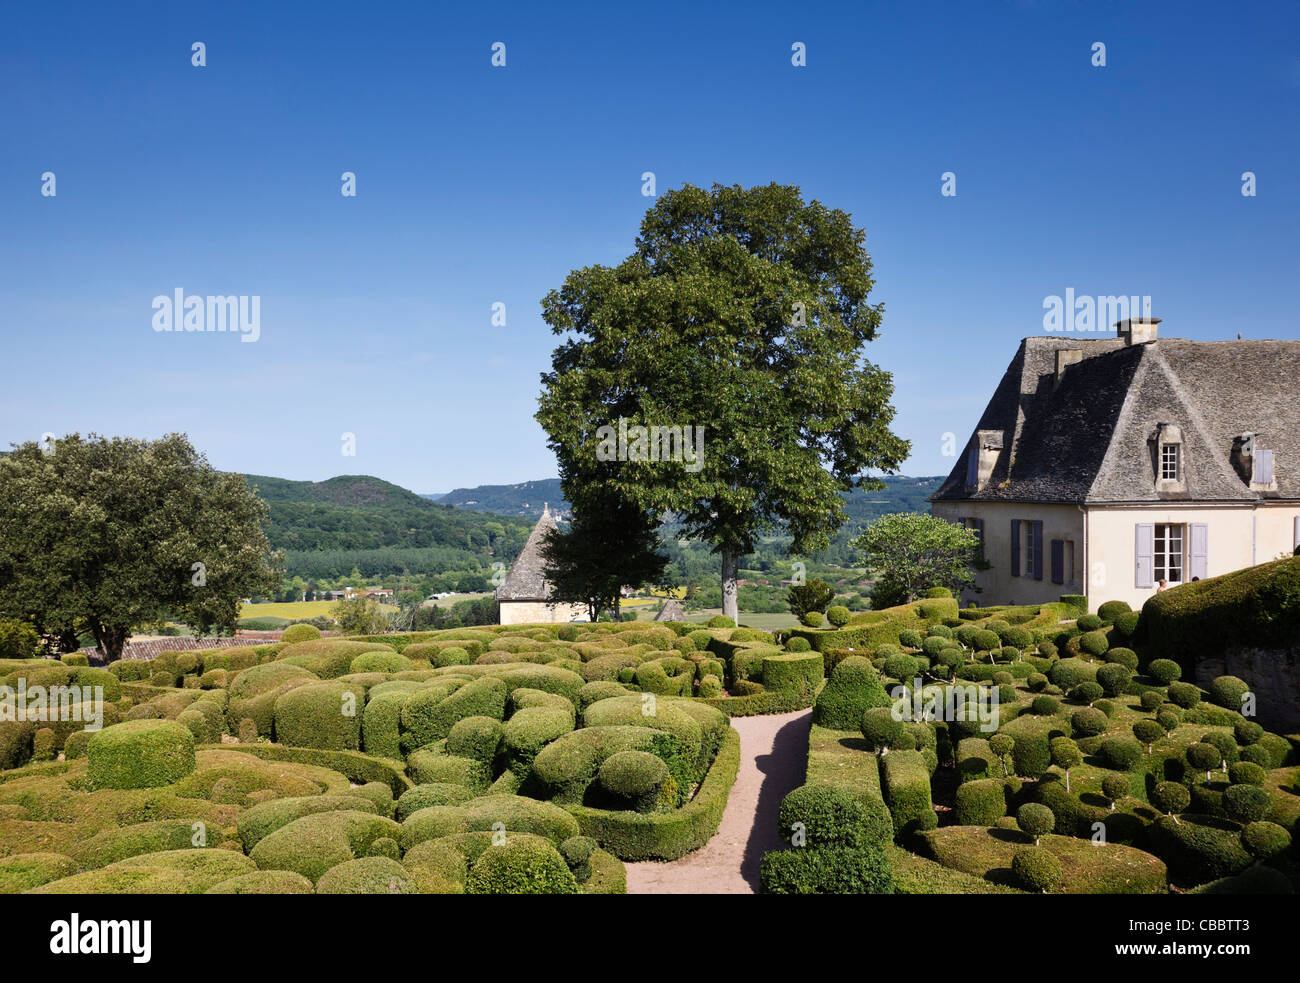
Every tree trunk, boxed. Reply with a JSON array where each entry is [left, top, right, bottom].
[[93, 624, 129, 664], [721, 548, 739, 623]]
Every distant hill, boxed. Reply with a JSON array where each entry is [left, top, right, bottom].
[[433, 475, 941, 522], [435, 479, 568, 518], [240, 473, 535, 579]]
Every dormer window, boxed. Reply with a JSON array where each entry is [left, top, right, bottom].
[[1252, 448, 1276, 490], [1154, 423, 1185, 492], [1160, 443, 1181, 481]]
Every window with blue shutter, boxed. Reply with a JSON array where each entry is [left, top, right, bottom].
[[1190, 523, 1208, 580], [965, 448, 978, 486], [1010, 520, 1021, 577], [1295, 516, 1300, 552], [1031, 521, 1044, 580], [1050, 539, 1064, 584], [1135, 524, 1154, 588]]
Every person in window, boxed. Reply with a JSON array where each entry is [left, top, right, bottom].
[[1191, 577, 1200, 583], [1155, 579, 1167, 593]]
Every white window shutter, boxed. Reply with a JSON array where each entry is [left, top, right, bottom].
[[1190, 523, 1208, 580]]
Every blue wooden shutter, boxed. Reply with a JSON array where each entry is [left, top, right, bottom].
[[1135, 524, 1154, 588], [1294, 515, 1300, 552], [1010, 520, 1021, 577], [974, 518, 985, 560], [1254, 450, 1274, 485], [1032, 521, 1044, 580], [1050, 540, 1064, 584], [1190, 523, 1208, 580], [965, 448, 978, 486]]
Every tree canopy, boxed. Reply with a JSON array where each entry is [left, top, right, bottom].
[[536, 182, 908, 620], [0, 433, 282, 660], [851, 512, 980, 605]]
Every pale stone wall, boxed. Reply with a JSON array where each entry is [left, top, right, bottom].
[[1085, 503, 1297, 611], [497, 600, 588, 626], [930, 502, 1084, 609]]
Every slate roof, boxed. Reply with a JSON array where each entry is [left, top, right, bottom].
[[495, 505, 560, 601], [653, 599, 685, 622], [930, 335, 1300, 505]]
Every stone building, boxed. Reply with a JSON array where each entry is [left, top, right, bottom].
[[494, 505, 588, 625], [930, 318, 1300, 612]]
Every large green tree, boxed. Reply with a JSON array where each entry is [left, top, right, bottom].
[[0, 433, 282, 660], [851, 512, 981, 605], [539, 491, 671, 622], [536, 183, 909, 621]]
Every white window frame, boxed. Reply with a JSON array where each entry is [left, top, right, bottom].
[[1154, 523, 1185, 584], [1160, 443, 1180, 481]]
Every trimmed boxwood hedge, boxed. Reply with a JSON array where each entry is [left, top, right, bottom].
[[880, 750, 934, 838], [87, 719, 196, 790], [562, 727, 740, 860], [759, 843, 893, 894], [812, 656, 890, 731]]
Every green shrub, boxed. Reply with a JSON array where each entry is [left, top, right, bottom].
[[86, 719, 196, 789], [706, 615, 735, 629], [759, 843, 892, 894], [0, 852, 80, 894], [1223, 784, 1271, 824], [1012, 846, 1061, 892], [812, 656, 888, 731], [777, 783, 892, 849], [1077, 614, 1103, 631], [761, 653, 823, 702], [559, 835, 597, 882], [802, 611, 825, 628], [280, 623, 323, 644], [880, 750, 933, 837], [1240, 821, 1291, 862], [1098, 736, 1142, 771], [226, 661, 317, 736], [1187, 742, 1223, 780], [249, 809, 402, 883], [273, 681, 364, 750], [402, 676, 507, 749], [1207, 675, 1251, 712], [785, 636, 811, 653], [1078, 630, 1109, 658], [1096, 600, 1131, 622], [394, 783, 474, 822], [861, 707, 905, 754], [1070, 706, 1107, 737], [1150, 814, 1252, 883], [313, 855, 415, 893], [954, 778, 1008, 826], [1016, 803, 1055, 844], [597, 750, 671, 812], [1030, 695, 1059, 716], [464, 839, 580, 894], [237, 794, 380, 852], [1151, 781, 1191, 819], [826, 606, 851, 628], [350, 651, 411, 674], [446, 715, 504, 763]]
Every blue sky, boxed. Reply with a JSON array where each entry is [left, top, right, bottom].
[[2, 0, 1296, 494]]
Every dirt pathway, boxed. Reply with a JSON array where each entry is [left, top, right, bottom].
[[626, 708, 812, 894]]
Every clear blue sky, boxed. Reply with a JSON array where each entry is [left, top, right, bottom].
[[2, 0, 1296, 494]]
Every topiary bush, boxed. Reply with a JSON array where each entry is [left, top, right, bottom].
[[1167, 681, 1201, 709], [281, 623, 323, 644], [954, 778, 1008, 826], [1070, 706, 1107, 737], [825, 606, 851, 628], [86, 719, 196, 789], [464, 839, 580, 895], [1016, 803, 1055, 845], [759, 844, 893, 894], [777, 783, 892, 849], [1011, 846, 1061, 892], [1207, 675, 1251, 712]]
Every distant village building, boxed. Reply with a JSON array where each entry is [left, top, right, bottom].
[[494, 504, 588, 626], [930, 319, 1300, 612]]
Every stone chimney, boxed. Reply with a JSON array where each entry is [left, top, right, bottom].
[[1054, 348, 1082, 388], [965, 429, 1004, 491], [1116, 316, 1161, 345]]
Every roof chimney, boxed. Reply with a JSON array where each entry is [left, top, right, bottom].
[[1054, 348, 1082, 388], [1116, 316, 1161, 345]]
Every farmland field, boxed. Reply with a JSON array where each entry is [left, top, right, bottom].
[[238, 599, 395, 620]]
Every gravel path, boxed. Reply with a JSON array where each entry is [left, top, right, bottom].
[[626, 708, 812, 894]]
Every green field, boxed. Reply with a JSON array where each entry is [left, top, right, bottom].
[[239, 599, 395, 620]]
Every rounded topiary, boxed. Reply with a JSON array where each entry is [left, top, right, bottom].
[[315, 856, 416, 894], [802, 611, 825, 628], [1151, 781, 1191, 820], [559, 835, 597, 882], [465, 839, 579, 895], [446, 716, 505, 764], [785, 636, 811, 653], [1156, 706, 1182, 732], [1011, 846, 1061, 893], [1016, 803, 1055, 845], [927, 624, 954, 640], [860, 706, 905, 754], [281, 623, 323, 644], [1139, 691, 1164, 711], [972, 630, 999, 653], [1133, 720, 1165, 753], [1070, 707, 1107, 737], [1240, 821, 1291, 863], [897, 629, 922, 649], [1207, 675, 1251, 712], [698, 674, 723, 699], [1070, 682, 1104, 705], [350, 651, 410, 674], [1099, 736, 1143, 771], [1233, 719, 1264, 746], [706, 615, 735, 629], [1227, 761, 1265, 787], [883, 654, 919, 682], [1103, 646, 1138, 671], [1096, 663, 1132, 698], [1147, 659, 1182, 686], [825, 606, 851, 628], [1167, 681, 1201, 709], [777, 783, 891, 849], [1223, 784, 1271, 824], [1078, 631, 1109, 659], [1112, 611, 1140, 639], [1031, 695, 1060, 716], [954, 778, 1008, 826], [1076, 613, 1103, 632], [1101, 774, 1130, 809], [1026, 672, 1048, 692], [597, 750, 670, 812], [1186, 742, 1222, 781], [1096, 600, 1131, 623], [86, 719, 196, 790], [812, 656, 890, 731], [1239, 744, 1272, 768]]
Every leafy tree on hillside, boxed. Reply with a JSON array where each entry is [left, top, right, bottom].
[[0, 433, 282, 661], [536, 183, 908, 622], [852, 513, 981, 605]]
